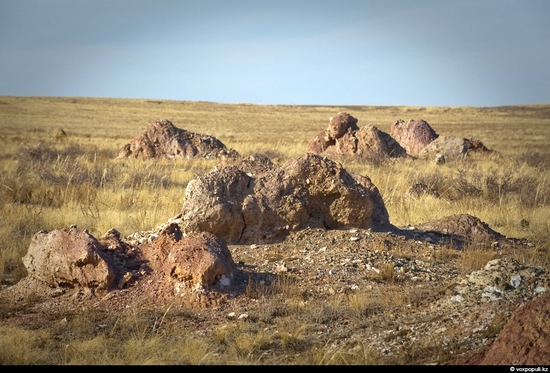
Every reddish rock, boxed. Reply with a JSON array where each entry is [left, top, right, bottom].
[[390, 119, 439, 156], [116, 118, 238, 160], [479, 294, 550, 365], [354, 174, 391, 228], [307, 131, 335, 154], [22, 226, 115, 294], [308, 114, 407, 161], [163, 232, 236, 291], [321, 124, 407, 160], [327, 112, 359, 140], [139, 227, 236, 291], [415, 214, 505, 244]]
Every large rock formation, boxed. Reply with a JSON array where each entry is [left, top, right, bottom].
[[179, 153, 390, 244], [22, 226, 115, 294], [390, 119, 439, 156], [116, 118, 239, 160], [308, 112, 407, 161]]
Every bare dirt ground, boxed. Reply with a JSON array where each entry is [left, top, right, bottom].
[[2, 217, 548, 365]]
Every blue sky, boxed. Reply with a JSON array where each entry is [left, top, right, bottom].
[[1, 0, 549, 106]]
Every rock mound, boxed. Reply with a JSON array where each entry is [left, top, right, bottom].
[[22, 226, 115, 294], [116, 118, 238, 160], [139, 226, 236, 294], [308, 112, 407, 161], [390, 119, 439, 156], [327, 111, 360, 140], [179, 153, 389, 244], [415, 214, 505, 244], [479, 294, 550, 365], [456, 259, 549, 302], [17, 222, 237, 303]]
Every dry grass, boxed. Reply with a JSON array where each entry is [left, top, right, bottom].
[[0, 96, 549, 364]]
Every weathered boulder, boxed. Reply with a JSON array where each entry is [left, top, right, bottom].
[[116, 118, 239, 160], [418, 135, 469, 160], [179, 153, 388, 244], [390, 119, 439, 156], [139, 225, 236, 292], [164, 232, 236, 292], [308, 113, 407, 161], [354, 174, 391, 228], [320, 124, 407, 160], [307, 112, 359, 154], [419, 136, 491, 160], [327, 112, 360, 140], [480, 294, 550, 365], [22, 226, 115, 293], [307, 131, 335, 154]]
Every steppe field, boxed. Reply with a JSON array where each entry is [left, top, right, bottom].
[[1, 96, 550, 365]]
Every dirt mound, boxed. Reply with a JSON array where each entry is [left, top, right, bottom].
[[479, 294, 550, 365], [390, 119, 439, 156], [179, 153, 389, 244], [308, 113, 407, 161], [414, 214, 505, 245], [116, 118, 239, 160]]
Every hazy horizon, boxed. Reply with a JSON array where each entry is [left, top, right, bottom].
[[1, 1, 549, 107]]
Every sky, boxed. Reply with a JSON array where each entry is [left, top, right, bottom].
[[1, 0, 549, 107]]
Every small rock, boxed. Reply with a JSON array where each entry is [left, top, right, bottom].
[[510, 274, 522, 288]]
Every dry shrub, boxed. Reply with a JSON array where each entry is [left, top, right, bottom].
[[459, 244, 500, 274], [246, 273, 302, 300], [0, 326, 53, 364], [516, 151, 550, 171]]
